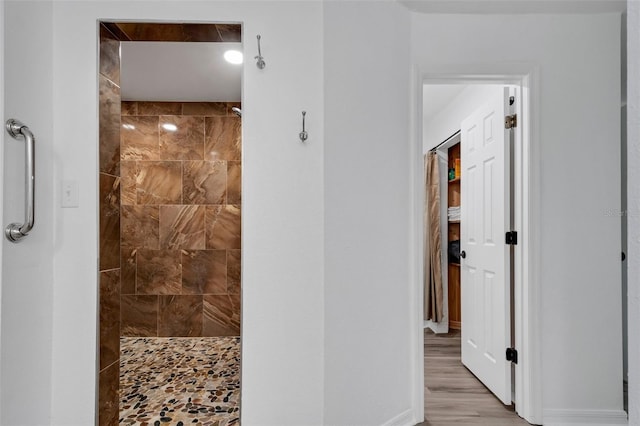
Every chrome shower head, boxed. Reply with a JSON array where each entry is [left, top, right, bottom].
[[231, 107, 242, 117]]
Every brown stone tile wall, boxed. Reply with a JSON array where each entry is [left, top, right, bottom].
[[120, 101, 241, 337], [98, 23, 121, 426], [105, 22, 241, 43]]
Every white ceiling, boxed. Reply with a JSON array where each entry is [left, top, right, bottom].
[[423, 84, 468, 122], [400, 0, 626, 14], [120, 42, 242, 102]]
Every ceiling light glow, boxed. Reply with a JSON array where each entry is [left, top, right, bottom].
[[122, 124, 136, 130], [162, 123, 178, 132], [224, 50, 243, 65]]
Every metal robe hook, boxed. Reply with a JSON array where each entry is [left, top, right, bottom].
[[255, 35, 266, 69], [299, 111, 308, 142]]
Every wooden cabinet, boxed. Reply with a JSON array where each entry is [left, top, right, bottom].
[[448, 143, 461, 330]]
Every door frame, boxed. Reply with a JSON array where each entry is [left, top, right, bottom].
[[409, 64, 542, 425], [0, 1, 4, 420]]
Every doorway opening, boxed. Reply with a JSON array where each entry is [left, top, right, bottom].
[[98, 21, 242, 425], [413, 71, 542, 425], [422, 83, 527, 424]]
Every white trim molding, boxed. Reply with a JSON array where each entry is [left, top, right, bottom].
[[0, 0, 4, 419], [381, 408, 416, 426], [424, 319, 448, 334], [514, 67, 543, 426], [543, 409, 628, 425], [409, 64, 425, 425]]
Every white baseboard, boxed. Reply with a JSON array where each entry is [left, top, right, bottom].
[[543, 409, 628, 425], [424, 319, 448, 334], [381, 408, 415, 426]]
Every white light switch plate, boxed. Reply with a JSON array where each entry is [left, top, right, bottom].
[[62, 180, 79, 208]]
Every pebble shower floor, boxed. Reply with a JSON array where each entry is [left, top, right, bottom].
[[119, 337, 240, 425]]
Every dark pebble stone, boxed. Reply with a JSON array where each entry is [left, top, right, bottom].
[[177, 422, 184, 426], [160, 417, 172, 422], [154, 422, 160, 426]]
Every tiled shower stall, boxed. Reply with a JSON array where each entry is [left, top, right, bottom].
[[98, 22, 242, 425]]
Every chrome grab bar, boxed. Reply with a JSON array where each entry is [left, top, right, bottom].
[[5, 119, 35, 242]]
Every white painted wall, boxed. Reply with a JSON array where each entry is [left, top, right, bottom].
[[2, 1, 54, 424], [626, 1, 639, 423], [5, 1, 419, 424], [6, 1, 326, 424], [413, 12, 624, 423], [3, 2, 628, 425], [323, 2, 414, 425], [423, 84, 504, 153]]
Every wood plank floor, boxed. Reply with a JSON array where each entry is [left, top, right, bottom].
[[417, 329, 531, 426]]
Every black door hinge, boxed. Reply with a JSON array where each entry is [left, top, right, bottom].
[[506, 348, 518, 364], [505, 231, 518, 245]]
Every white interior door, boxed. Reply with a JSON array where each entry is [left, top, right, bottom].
[[460, 88, 512, 405]]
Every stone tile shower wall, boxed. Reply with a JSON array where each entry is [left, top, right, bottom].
[[119, 101, 241, 338], [98, 23, 122, 426]]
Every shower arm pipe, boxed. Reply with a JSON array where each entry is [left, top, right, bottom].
[[5, 119, 35, 242]]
